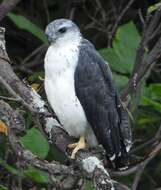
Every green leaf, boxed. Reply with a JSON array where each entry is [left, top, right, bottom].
[[0, 185, 8, 190], [84, 180, 95, 190], [100, 48, 126, 73], [0, 157, 22, 176], [141, 83, 161, 101], [24, 166, 50, 184], [20, 128, 49, 159], [99, 22, 140, 74], [148, 2, 161, 13], [7, 13, 47, 43], [28, 71, 44, 82], [138, 117, 159, 125], [148, 83, 161, 97], [113, 73, 129, 90], [141, 96, 161, 113]]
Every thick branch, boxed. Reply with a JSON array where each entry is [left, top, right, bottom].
[[0, 100, 79, 189], [0, 101, 73, 177]]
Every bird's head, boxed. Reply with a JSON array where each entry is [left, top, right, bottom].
[[45, 19, 81, 45]]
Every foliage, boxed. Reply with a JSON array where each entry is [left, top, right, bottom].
[[7, 13, 47, 43], [20, 128, 49, 159], [141, 84, 161, 113], [138, 84, 161, 127], [0, 185, 8, 190], [99, 22, 140, 75], [84, 180, 95, 190], [148, 2, 161, 13], [24, 166, 51, 184], [99, 22, 140, 91], [0, 158, 22, 176], [113, 73, 129, 90]]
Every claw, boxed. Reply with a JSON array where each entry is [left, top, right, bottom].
[[68, 136, 86, 159], [67, 143, 78, 149]]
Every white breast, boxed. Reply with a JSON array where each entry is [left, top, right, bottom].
[[44, 42, 88, 137]]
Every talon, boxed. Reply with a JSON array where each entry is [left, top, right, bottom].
[[68, 136, 86, 159], [67, 143, 78, 149]]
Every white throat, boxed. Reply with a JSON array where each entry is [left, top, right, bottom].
[[45, 35, 81, 80], [44, 35, 87, 137]]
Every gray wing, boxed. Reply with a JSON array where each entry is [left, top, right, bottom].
[[74, 39, 132, 167]]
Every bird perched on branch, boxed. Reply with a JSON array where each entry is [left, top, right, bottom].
[[44, 19, 132, 168]]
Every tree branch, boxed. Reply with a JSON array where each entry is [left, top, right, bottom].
[[121, 7, 161, 100], [108, 0, 135, 47], [0, 100, 79, 189], [0, 0, 21, 21], [132, 141, 161, 190]]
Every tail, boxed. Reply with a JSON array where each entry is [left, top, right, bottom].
[[112, 97, 132, 170], [114, 143, 129, 170]]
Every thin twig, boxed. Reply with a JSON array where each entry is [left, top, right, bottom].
[[0, 95, 20, 101], [69, 7, 76, 20], [130, 138, 155, 154], [108, 0, 135, 47], [0, 0, 21, 21], [95, 0, 106, 22], [42, 0, 50, 23], [0, 76, 36, 113], [155, 124, 161, 140], [132, 142, 161, 190], [21, 44, 47, 65], [138, 9, 145, 24]]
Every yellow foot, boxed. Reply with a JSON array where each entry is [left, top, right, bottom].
[[68, 136, 86, 159], [67, 143, 78, 149]]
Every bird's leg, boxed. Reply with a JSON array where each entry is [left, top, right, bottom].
[[68, 136, 86, 159], [67, 142, 78, 149]]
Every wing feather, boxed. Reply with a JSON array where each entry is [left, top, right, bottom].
[[74, 39, 132, 167]]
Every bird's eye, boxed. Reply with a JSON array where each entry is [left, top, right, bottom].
[[58, 27, 67, 33]]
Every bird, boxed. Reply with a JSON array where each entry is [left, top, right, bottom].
[[44, 19, 132, 168]]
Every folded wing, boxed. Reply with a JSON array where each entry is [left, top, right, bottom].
[[74, 39, 132, 167]]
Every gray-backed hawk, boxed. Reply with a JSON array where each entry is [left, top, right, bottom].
[[44, 19, 132, 168]]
